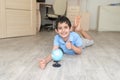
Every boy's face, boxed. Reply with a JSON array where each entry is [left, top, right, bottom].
[[55, 22, 71, 39]]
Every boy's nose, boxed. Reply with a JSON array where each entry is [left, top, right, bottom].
[[62, 28, 65, 31]]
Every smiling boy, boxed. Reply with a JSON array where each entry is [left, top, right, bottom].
[[39, 16, 94, 69]]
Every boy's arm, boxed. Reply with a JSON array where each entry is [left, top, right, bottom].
[[66, 41, 82, 55], [53, 45, 59, 50], [71, 44, 82, 55]]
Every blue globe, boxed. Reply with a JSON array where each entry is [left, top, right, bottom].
[[52, 49, 63, 61]]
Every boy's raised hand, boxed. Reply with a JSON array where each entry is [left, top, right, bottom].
[[74, 16, 80, 27], [66, 40, 72, 49]]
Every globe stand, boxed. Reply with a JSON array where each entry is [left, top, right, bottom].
[[53, 61, 61, 67]]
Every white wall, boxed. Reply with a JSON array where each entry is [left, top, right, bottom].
[[85, 0, 120, 30]]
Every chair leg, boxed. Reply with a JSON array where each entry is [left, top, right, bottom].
[[48, 27, 51, 31], [52, 21, 56, 29], [47, 21, 55, 31]]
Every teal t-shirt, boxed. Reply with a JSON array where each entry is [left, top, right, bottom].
[[54, 31, 82, 55]]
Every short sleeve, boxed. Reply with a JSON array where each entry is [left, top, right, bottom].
[[76, 36, 83, 46], [75, 33, 83, 47], [54, 35, 59, 46]]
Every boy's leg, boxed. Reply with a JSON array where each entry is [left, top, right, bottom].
[[39, 54, 52, 69], [73, 16, 93, 40], [79, 29, 94, 48], [79, 29, 93, 40], [72, 16, 94, 48]]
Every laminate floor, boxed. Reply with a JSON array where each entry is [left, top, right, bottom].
[[0, 31, 120, 80]]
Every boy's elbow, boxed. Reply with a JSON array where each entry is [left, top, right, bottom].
[[76, 48, 82, 55], [77, 51, 82, 55]]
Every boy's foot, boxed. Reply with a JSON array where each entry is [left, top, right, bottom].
[[39, 59, 47, 69], [73, 16, 83, 32], [74, 16, 80, 27]]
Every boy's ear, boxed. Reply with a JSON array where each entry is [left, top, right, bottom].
[[55, 29, 58, 33]]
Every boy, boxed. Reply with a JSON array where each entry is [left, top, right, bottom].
[[39, 16, 94, 69]]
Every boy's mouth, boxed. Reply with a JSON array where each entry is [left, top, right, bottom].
[[61, 32, 67, 35]]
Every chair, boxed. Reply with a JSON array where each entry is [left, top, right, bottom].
[[46, 0, 67, 31]]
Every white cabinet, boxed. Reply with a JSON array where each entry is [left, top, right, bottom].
[[66, 6, 80, 25], [0, 0, 6, 38], [66, 6, 90, 31], [66, 0, 89, 31], [0, 0, 36, 38], [6, 10, 33, 37], [66, 0, 80, 25], [98, 6, 120, 31], [36, 3, 41, 31], [6, 0, 31, 10], [0, 0, 2, 37]]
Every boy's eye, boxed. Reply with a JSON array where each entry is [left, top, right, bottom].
[[58, 26, 69, 30], [64, 26, 68, 29], [58, 27, 62, 30]]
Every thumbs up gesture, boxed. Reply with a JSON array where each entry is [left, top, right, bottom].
[[66, 40, 72, 49]]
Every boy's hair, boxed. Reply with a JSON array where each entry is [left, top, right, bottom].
[[55, 16, 71, 29]]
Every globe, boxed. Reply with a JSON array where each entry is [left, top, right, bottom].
[[52, 49, 63, 61]]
